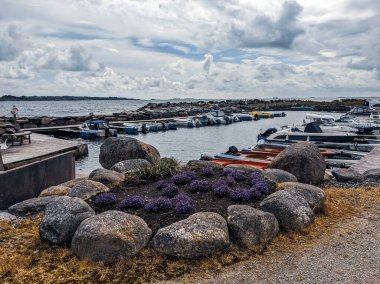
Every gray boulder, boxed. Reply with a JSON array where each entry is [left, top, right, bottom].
[[263, 169, 297, 183], [152, 212, 230, 258], [67, 180, 109, 200], [60, 177, 88, 188], [277, 182, 325, 213], [89, 168, 124, 186], [331, 168, 361, 182], [71, 210, 152, 263], [99, 137, 160, 169], [225, 164, 263, 174], [186, 160, 224, 170], [110, 159, 151, 173], [39, 185, 71, 197], [269, 142, 325, 185], [39, 196, 95, 245], [8, 196, 60, 216], [0, 211, 20, 224], [227, 205, 279, 246], [260, 190, 314, 231]]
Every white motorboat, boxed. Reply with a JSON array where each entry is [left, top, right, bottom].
[[304, 113, 358, 133], [79, 120, 117, 139]]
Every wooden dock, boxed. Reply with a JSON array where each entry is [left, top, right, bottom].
[[1, 133, 87, 170]]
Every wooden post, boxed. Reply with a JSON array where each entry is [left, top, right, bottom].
[[0, 150, 4, 171]]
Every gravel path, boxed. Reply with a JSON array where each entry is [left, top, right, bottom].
[[161, 201, 380, 284]]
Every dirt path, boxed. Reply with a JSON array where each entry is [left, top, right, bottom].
[[163, 200, 380, 284]]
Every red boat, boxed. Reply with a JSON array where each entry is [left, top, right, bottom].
[[212, 158, 270, 169]]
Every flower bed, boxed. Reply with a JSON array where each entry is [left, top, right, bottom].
[[87, 166, 274, 232]]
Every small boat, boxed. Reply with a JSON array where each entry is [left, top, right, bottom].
[[212, 157, 270, 169], [123, 123, 139, 135], [304, 113, 358, 133], [272, 112, 287, 117], [209, 110, 231, 125], [167, 122, 177, 130], [176, 119, 195, 128], [80, 120, 117, 139], [240, 147, 336, 158], [235, 113, 254, 121], [249, 111, 273, 119]]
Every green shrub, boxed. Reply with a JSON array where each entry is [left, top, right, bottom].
[[136, 157, 179, 180]]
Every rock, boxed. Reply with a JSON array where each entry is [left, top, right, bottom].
[[0, 211, 20, 224], [67, 180, 109, 200], [276, 182, 325, 213], [99, 137, 160, 169], [39, 185, 71, 197], [60, 177, 88, 188], [332, 147, 380, 182], [263, 169, 297, 183], [71, 210, 152, 263], [331, 168, 361, 182], [40, 117, 53, 125], [260, 190, 314, 231], [89, 168, 124, 186], [269, 142, 325, 185], [110, 159, 151, 173], [225, 164, 263, 174], [152, 212, 230, 258], [8, 196, 60, 216], [39, 196, 95, 245], [227, 205, 279, 246], [186, 160, 224, 170]]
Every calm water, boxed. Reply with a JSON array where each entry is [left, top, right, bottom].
[[75, 111, 342, 175]]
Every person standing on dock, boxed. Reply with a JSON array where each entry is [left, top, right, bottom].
[[11, 105, 18, 124]]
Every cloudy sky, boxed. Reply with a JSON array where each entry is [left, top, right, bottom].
[[0, 0, 379, 99]]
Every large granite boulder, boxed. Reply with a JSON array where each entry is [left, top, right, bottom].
[[260, 190, 314, 231], [332, 147, 380, 182], [152, 212, 230, 258], [39, 196, 95, 245], [269, 142, 325, 185], [8, 196, 60, 216], [0, 211, 20, 224], [89, 168, 124, 186], [71, 211, 152, 263], [99, 137, 160, 169], [67, 180, 109, 200], [263, 169, 297, 184], [110, 159, 151, 173], [60, 177, 88, 188], [227, 205, 279, 246], [277, 182, 325, 213], [39, 185, 71, 197], [186, 160, 224, 170]]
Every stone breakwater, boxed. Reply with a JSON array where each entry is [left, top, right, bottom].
[[0, 98, 365, 129]]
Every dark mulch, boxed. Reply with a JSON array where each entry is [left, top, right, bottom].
[[86, 168, 274, 232]]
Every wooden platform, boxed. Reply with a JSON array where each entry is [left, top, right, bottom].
[[1, 133, 86, 169]]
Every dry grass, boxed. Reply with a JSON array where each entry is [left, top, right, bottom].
[[1, 187, 380, 283]]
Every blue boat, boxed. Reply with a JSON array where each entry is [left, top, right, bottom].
[[123, 123, 139, 135], [80, 120, 117, 139]]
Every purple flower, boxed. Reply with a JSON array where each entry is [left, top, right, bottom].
[[226, 175, 237, 187], [250, 172, 269, 194], [183, 170, 197, 179], [250, 187, 263, 199], [144, 197, 173, 213], [172, 194, 194, 214], [190, 179, 209, 192], [228, 170, 246, 182], [171, 172, 192, 185], [94, 192, 117, 206], [213, 184, 230, 197], [213, 177, 228, 188], [201, 167, 215, 177], [156, 180, 169, 190], [223, 167, 235, 176], [161, 184, 179, 198], [229, 187, 253, 202], [119, 195, 145, 209]]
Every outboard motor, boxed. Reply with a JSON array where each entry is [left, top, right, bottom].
[[225, 146, 239, 155]]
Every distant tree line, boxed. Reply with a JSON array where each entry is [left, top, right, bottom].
[[0, 95, 138, 101]]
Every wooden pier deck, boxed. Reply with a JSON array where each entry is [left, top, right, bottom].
[[1, 133, 87, 170]]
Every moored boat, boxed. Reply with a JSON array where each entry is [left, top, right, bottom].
[[79, 120, 117, 139]]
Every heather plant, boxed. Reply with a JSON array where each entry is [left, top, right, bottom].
[[223, 167, 235, 176], [201, 167, 215, 177], [213, 184, 230, 197], [171, 172, 192, 185], [144, 197, 173, 213], [229, 187, 253, 202], [156, 180, 169, 190], [190, 179, 209, 192], [226, 175, 237, 187], [172, 193, 194, 214], [94, 192, 117, 206], [183, 170, 197, 179], [213, 177, 228, 188], [228, 170, 246, 182], [161, 184, 179, 198], [119, 195, 145, 209], [250, 186, 263, 199], [137, 157, 179, 180], [250, 172, 269, 194]]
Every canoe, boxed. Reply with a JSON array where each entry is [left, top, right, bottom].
[[212, 158, 270, 169], [241, 147, 336, 158]]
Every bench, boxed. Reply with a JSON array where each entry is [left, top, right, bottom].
[[3, 131, 32, 146]]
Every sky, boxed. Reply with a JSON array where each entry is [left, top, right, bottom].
[[0, 0, 379, 99]]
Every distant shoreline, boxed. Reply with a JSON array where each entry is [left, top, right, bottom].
[[0, 95, 139, 101]]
